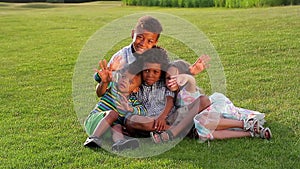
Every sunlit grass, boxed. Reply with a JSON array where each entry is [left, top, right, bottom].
[[0, 2, 299, 168]]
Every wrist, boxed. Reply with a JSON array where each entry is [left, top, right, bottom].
[[187, 67, 194, 75], [94, 72, 102, 83]]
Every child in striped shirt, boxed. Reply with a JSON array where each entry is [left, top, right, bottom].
[[84, 59, 147, 151]]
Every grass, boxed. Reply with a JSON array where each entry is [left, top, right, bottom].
[[0, 1, 299, 168]]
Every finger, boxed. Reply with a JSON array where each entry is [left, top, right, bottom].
[[99, 60, 105, 69], [169, 78, 177, 83], [154, 119, 158, 129], [202, 54, 211, 62], [94, 68, 99, 73], [157, 123, 163, 131], [120, 94, 128, 103], [114, 55, 121, 63], [108, 72, 113, 81], [103, 59, 107, 69]]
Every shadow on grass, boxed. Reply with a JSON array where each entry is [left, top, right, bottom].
[[19, 3, 59, 9], [0, 3, 11, 7]]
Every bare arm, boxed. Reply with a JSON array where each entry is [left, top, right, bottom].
[[95, 81, 110, 97], [155, 96, 174, 131], [95, 59, 112, 97]]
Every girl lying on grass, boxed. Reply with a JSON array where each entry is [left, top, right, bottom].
[[151, 56, 272, 143]]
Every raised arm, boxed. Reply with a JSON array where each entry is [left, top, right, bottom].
[[189, 54, 210, 75], [95, 59, 112, 97]]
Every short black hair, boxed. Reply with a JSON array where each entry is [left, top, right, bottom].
[[140, 46, 169, 72], [134, 15, 163, 34]]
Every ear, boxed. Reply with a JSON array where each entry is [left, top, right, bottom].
[[131, 30, 134, 39]]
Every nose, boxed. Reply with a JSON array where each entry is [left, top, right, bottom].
[[139, 38, 146, 46], [147, 71, 154, 78]]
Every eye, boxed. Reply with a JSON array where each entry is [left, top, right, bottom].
[[136, 35, 144, 40], [154, 70, 160, 74], [148, 40, 154, 44]]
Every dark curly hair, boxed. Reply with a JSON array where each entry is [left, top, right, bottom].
[[134, 46, 170, 80]]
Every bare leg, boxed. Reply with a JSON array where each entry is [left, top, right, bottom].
[[111, 124, 125, 142], [169, 95, 211, 137], [125, 115, 171, 136], [202, 118, 244, 130], [126, 115, 156, 131], [92, 110, 118, 137], [212, 130, 251, 139]]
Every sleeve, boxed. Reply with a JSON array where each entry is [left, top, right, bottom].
[[128, 95, 147, 116], [107, 50, 122, 67], [165, 87, 175, 98]]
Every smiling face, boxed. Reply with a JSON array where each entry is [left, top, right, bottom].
[[117, 71, 141, 95], [132, 30, 159, 54], [166, 66, 179, 91], [142, 62, 162, 86]]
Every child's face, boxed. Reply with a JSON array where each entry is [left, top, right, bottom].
[[117, 71, 141, 95], [142, 62, 161, 86], [166, 66, 179, 91], [132, 30, 159, 54]]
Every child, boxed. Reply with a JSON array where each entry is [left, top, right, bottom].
[[151, 56, 272, 143], [88, 15, 163, 150], [94, 15, 163, 84], [84, 59, 147, 151], [124, 47, 176, 136]]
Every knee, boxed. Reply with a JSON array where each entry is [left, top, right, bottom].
[[200, 96, 211, 110], [105, 110, 119, 123]]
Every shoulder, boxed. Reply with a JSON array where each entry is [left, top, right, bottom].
[[113, 44, 132, 56]]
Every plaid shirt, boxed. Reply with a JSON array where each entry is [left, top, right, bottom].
[[137, 80, 175, 117]]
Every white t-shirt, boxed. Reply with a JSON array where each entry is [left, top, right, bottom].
[[108, 44, 136, 67]]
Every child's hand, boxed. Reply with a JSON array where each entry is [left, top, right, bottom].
[[95, 59, 112, 83], [154, 116, 168, 131], [110, 55, 125, 71], [174, 74, 189, 87], [116, 94, 133, 112], [189, 54, 211, 75], [167, 74, 189, 88]]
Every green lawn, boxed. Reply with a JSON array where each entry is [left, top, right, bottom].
[[0, 1, 299, 168]]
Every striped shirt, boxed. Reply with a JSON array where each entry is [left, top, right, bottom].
[[93, 82, 147, 117]]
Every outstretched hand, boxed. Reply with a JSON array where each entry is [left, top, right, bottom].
[[189, 54, 211, 75], [116, 94, 133, 112], [95, 59, 112, 83]]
